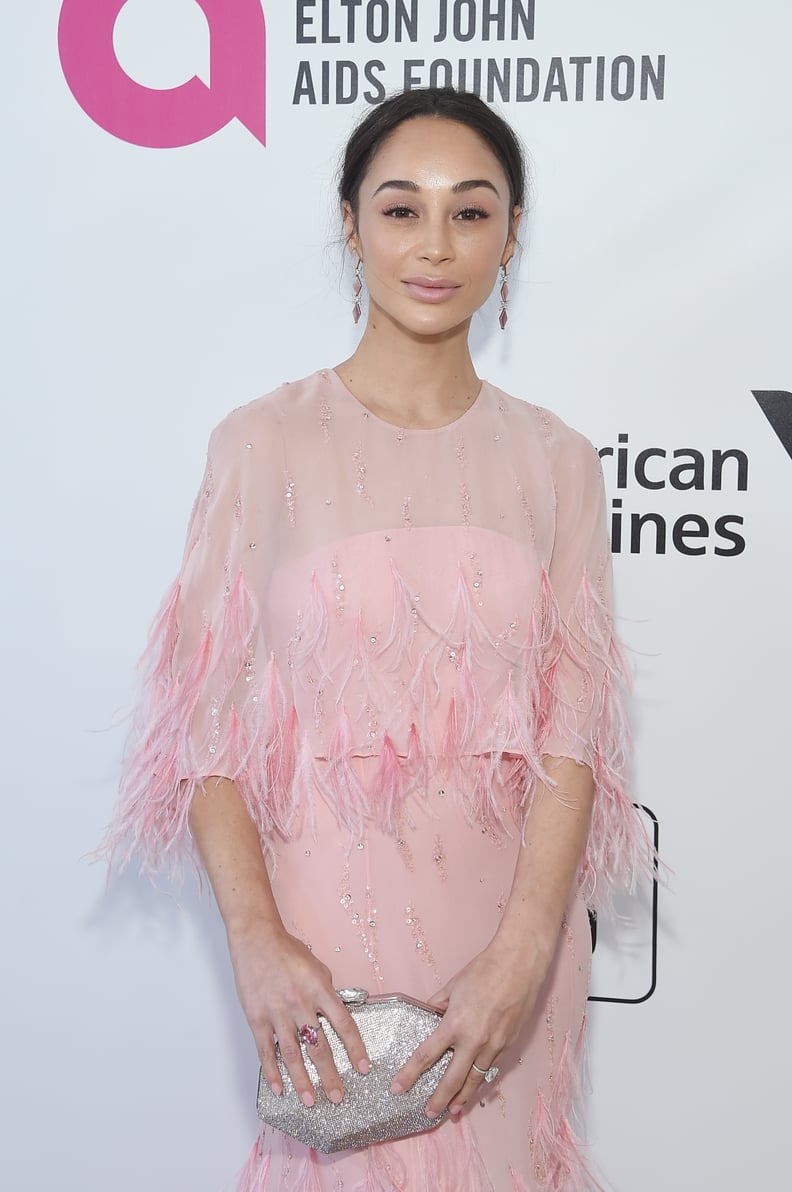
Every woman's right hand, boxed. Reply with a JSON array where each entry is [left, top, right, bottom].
[[227, 923, 371, 1105]]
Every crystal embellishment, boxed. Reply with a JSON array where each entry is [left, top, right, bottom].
[[257, 993, 453, 1152], [352, 258, 364, 324], [498, 265, 509, 330]]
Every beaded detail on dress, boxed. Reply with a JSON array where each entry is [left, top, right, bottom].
[[103, 369, 650, 912], [103, 368, 648, 1190]]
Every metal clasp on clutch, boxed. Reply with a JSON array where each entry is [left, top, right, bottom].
[[335, 987, 369, 1005]]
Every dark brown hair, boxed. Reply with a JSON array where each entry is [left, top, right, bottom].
[[338, 87, 527, 222]]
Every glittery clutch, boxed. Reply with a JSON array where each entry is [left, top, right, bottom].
[[256, 988, 453, 1152]]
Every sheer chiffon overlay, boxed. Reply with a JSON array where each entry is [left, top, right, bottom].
[[105, 369, 651, 1190]]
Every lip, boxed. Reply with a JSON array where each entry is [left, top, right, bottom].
[[402, 277, 461, 303]]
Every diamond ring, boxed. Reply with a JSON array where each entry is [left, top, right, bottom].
[[471, 1062, 499, 1083]]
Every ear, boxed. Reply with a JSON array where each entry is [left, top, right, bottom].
[[501, 205, 522, 269], [342, 200, 361, 259]]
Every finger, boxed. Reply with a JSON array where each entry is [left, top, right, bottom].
[[425, 1053, 486, 1119], [447, 1062, 492, 1116], [299, 1022, 346, 1104], [390, 1027, 452, 1095], [256, 1028, 283, 1097], [275, 1020, 317, 1108], [427, 983, 450, 1012], [320, 998, 371, 1076]]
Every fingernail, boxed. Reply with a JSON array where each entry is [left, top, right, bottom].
[[357, 1059, 371, 1075], [329, 1089, 343, 1104], [301, 1091, 315, 1107], [450, 1104, 463, 1116], [390, 1081, 403, 1095], [270, 1082, 282, 1097], [425, 1107, 439, 1120]]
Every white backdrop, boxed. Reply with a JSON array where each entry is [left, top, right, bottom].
[[3, 2, 791, 1189]]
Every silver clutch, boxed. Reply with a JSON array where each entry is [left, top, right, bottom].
[[256, 988, 453, 1152]]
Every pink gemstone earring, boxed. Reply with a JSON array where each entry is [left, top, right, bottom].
[[498, 265, 509, 330], [352, 258, 364, 324]]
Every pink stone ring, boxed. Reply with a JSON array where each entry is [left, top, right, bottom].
[[299, 1022, 321, 1048]]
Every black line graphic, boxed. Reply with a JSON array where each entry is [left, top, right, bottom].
[[588, 804, 660, 1006], [752, 390, 792, 460]]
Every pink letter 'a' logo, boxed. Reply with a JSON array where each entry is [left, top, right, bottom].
[[58, 0, 266, 148]]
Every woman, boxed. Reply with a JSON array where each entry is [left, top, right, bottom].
[[107, 88, 649, 1190]]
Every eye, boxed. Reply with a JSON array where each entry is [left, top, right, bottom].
[[382, 204, 417, 219], [456, 206, 490, 221]]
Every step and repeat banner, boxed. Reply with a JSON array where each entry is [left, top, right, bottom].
[[4, 3, 790, 1190]]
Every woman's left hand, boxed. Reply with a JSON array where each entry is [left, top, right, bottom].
[[390, 934, 553, 1119]]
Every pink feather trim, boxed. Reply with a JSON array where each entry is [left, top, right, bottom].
[[101, 559, 654, 908], [504, 1018, 604, 1191], [97, 569, 276, 881], [520, 1029, 605, 1192], [413, 1115, 496, 1189], [235, 1135, 270, 1192], [364, 1140, 409, 1190], [539, 570, 656, 910]]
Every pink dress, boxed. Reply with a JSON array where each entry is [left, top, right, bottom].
[[108, 369, 648, 1191]]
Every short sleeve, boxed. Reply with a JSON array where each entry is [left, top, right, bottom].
[[101, 412, 280, 880], [541, 432, 650, 905]]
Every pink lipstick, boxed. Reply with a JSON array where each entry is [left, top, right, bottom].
[[402, 277, 461, 303]]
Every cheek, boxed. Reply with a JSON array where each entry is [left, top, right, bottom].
[[459, 233, 506, 280], [458, 216, 506, 248], [357, 221, 403, 264]]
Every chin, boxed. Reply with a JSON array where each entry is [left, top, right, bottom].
[[396, 305, 475, 338], [397, 319, 463, 341], [369, 295, 476, 338]]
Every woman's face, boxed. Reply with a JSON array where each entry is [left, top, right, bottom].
[[345, 116, 520, 339]]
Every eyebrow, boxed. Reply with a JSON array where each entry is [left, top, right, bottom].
[[371, 178, 501, 199]]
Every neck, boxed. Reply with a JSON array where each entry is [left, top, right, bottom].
[[335, 309, 481, 430]]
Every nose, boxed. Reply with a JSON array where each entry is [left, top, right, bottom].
[[417, 213, 454, 265]]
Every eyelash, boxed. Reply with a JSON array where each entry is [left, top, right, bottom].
[[381, 204, 490, 222]]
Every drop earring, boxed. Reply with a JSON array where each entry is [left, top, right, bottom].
[[352, 258, 364, 324], [498, 265, 509, 330]]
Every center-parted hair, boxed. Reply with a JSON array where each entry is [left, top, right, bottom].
[[338, 87, 528, 221]]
